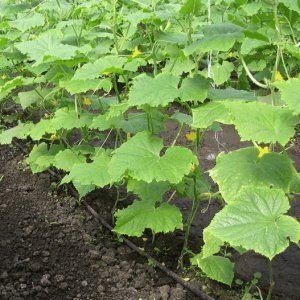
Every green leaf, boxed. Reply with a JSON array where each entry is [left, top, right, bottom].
[[53, 149, 86, 172], [274, 78, 300, 115], [180, 0, 201, 16], [210, 147, 297, 202], [179, 75, 210, 103], [241, 3, 262, 16], [90, 112, 123, 131], [51, 108, 93, 130], [191, 254, 234, 286], [208, 87, 256, 101], [73, 56, 126, 80], [128, 73, 180, 107], [170, 111, 192, 126], [228, 102, 298, 145], [193, 101, 298, 144], [61, 152, 111, 187], [109, 131, 198, 184], [119, 110, 165, 134], [0, 76, 34, 100], [9, 13, 45, 32], [73, 182, 96, 199], [18, 90, 42, 109], [202, 230, 224, 258], [279, 0, 300, 13], [127, 178, 170, 202], [192, 101, 233, 129], [212, 61, 234, 85], [114, 201, 182, 237], [29, 119, 58, 141], [184, 24, 243, 55], [207, 187, 300, 259], [60, 78, 112, 94], [26, 143, 64, 173], [16, 30, 79, 65], [0, 122, 34, 144]]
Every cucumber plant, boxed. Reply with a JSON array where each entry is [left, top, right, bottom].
[[0, 0, 299, 297]]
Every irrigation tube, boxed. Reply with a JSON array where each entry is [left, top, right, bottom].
[[12, 140, 215, 300]]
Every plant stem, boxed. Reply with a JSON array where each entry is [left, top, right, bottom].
[[111, 186, 120, 224], [171, 125, 183, 146], [113, 74, 121, 103], [266, 260, 275, 300], [240, 55, 268, 89], [112, 0, 119, 54], [178, 176, 200, 267]]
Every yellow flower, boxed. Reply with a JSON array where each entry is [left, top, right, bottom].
[[44, 113, 49, 118], [132, 46, 141, 58], [189, 163, 196, 173], [102, 71, 111, 76], [50, 133, 57, 141], [275, 71, 284, 81], [227, 52, 234, 58], [82, 96, 91, 106], [185, 131, 197, 141], [1, 74, 6, 80], [258, 146, 269, 158]]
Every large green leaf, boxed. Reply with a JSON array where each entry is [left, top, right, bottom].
[[51, 108, 93, 130], [29, 119, 58, 140], [274, 78, 300, 115], [0, 122, 33, 144], [279, 0, 300, 13], [128, 73, 180, 107], [16, 30, 79, 65], [202, 230, 224, 258], [127, 178, 170, 202], [212, 61, 234, 85], [210, 147, 297, 202], [179, 75, 210, 103], [9, 13, 45, 32], [53, 149, 86, 172], [18, 89, 43, 109], [61, 152, 111, 187], [60, 78, 112, 94], [228, 102, 298, 145], [192, 101, 233, 129], [193, 101, 298, 144], [208, 87, 256, 101], [184, 24, 243, 55], [73, 56, 126, 80], [180, 0, 201, 16], [207, 187, 300, 259], [191, 254, 234, 286], [26, 143, 64, 173], [114, 200, 182, 237], [109, 131, 198, 183]]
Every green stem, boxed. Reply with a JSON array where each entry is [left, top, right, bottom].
[[178, 175, 201, 267], [266, 260, 275, 300], [111, 186, 120, 224], [113, 74, 121, 103], [101, 128, 113, 147], [112, 0, 119, 54], [240, 55, 268, 89], [171, 125, 183, 146]]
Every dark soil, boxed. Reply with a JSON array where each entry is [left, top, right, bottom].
[[0, 144, 190, 300]]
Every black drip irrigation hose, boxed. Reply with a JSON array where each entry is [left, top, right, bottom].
[[11, 140, 215, 300]]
